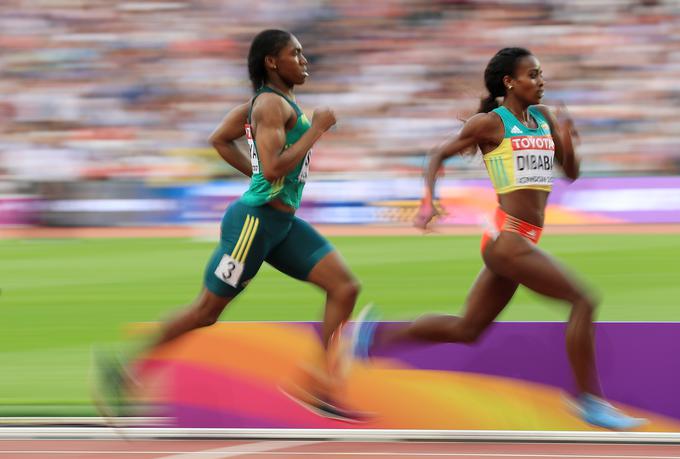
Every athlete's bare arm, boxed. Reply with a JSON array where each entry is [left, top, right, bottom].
[[251, 94, 335, 182], [415, 113, 500, 229], [536, 105, 580, 181], [208, 103, 253, 178]]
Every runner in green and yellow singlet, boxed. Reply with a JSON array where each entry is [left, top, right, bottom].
[[94, 30, 364, 423], [350, 48, 645, 431]]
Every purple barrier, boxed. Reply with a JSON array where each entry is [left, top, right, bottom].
[[369, 322, 680, 420]]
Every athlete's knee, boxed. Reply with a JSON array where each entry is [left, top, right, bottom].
[[348, 278, 361, 300], [194, 308, 220, 327], [328, 277, 361, 314], [447, 320, 485, 344], [193, 298, 227, 327], [564, 284, 598, 321], [457, 325, 485, 344], [573, 292, 598, 316]]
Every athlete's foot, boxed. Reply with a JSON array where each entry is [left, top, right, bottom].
[[91, 347, 139, 419], [573, 393, 647, 431], [280, 382, 369, 423], [350, 303, 381, 360]]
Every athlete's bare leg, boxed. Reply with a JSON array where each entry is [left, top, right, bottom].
[[483, 232, 600, 396], [361, 231, 599, 397], [307, 250, 360, 351], [92, 288, 232, 419], [153, 288, 232, 348], [284, 250, 362, 420], [372, 267, 518, 349]]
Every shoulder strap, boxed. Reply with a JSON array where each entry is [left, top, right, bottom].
[[247, 88, 264, 125], [247, 86, 303, 125], [527, 106, 551, 134], [491, 106, 513, 137], [527, 106, 547, 124], [492, 106, 514, 126], [262, 86, 302, 115]]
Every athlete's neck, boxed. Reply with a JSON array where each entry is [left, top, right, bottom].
[[502, 99, 531, 126], [265, 80, 295, 100]]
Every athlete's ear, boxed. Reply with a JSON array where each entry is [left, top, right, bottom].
[[264, 55, 278, 71], [502, 75, 514, 91]]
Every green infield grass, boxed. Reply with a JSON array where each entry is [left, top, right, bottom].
[[0, 233, 678, 415]]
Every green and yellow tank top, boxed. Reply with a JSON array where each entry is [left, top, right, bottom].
[[484, 106, 555, 194], [240, 86, 312, 209]]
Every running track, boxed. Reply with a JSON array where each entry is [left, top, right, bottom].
[[1, 440, 680, 459]]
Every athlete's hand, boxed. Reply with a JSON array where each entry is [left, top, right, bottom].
[[554, 103, 580, 143], [414, 199, 439, 231], [312, 108, 337, 132]]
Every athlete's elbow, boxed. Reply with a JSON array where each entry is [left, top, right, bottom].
[[566, 169, 580, 181], [429, 146, 444, 159], [208, 129, 220, 144], [209, 133, 226, 149], [427, 147, 446, 167], [566, 157, 581, 181]]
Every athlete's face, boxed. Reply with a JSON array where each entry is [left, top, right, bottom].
[[505, 55, 544, 105], [272, 36, 309, 86]]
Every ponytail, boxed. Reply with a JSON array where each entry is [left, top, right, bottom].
[[478, 94, 499, 113]]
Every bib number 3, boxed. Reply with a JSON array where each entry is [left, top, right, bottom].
[[214, 254, 245, 288]]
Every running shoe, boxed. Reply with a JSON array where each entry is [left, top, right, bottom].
[[350, 303, 380, 360], [280, 382, 369, 423], [572, 393, 647, 430]]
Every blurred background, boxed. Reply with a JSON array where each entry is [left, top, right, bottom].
[[1, 0, 680, 417], [2, 0, 680, 227]]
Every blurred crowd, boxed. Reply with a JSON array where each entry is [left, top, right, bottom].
[[1, 0, 680, 185]]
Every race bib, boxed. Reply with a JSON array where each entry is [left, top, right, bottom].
[[297, 150, 312, 183], [510, 136, 554, 186], [214, 254, 244, 288], [514, 151, 554, 186], [245, 124, 259, 174]]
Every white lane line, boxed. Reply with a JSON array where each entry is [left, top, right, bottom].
[[0, 451, 679, 458], [2, 427, 679, 443], [0, 441, 317, 458], [159, 440, 318, 458]]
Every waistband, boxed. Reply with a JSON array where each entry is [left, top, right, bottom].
[[494, 207, 543, 244], [234, 199, 296, 220]]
